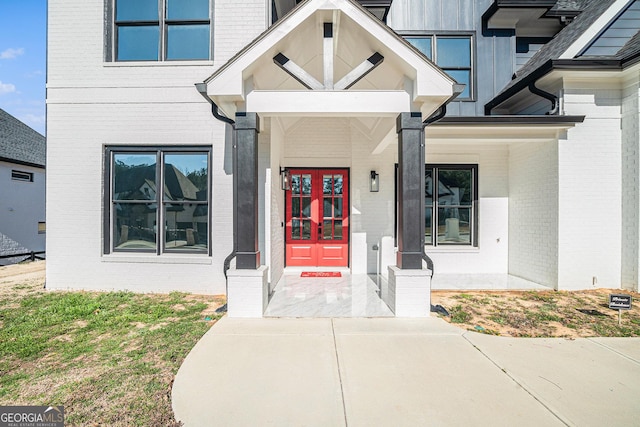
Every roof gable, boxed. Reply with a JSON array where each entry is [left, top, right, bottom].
[[202, 0, 457, 119]]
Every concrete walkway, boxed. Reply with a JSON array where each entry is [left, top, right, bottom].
[[172, 317, 640, 426]]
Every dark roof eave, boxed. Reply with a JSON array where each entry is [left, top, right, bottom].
[[0, 156, 46, 169], [482, 0, 558, 31], [433, 115, 585, 126], [485, 56, 640, 114]]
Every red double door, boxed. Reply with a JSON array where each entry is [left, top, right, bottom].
[[285, 169, 349, 267]]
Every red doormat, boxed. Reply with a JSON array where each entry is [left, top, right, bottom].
[[301, 271, 342, 278]]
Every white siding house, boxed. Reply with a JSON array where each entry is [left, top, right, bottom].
[[0, 109, 46, 265]]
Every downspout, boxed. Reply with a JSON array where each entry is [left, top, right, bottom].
[[528, 80, 559, 115], [195, 83, 236, 279], [420, 85, 464, 273]]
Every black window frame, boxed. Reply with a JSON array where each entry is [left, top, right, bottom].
[[425, 164, 478, 247], [11, 170, 34, 182], [394, 163, 479, 248], [402, 33, 475, 101], [107, 0, 213, 62], [103, 146, 212, 255]]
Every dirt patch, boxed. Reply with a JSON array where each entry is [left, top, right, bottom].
[[0, 260, 45, 298], [432, 288, 640, 338]]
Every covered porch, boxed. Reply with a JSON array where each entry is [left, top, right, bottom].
[[200, 0, 457, 317]]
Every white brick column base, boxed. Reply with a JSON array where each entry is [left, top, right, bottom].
[[227, 266, 269, 318], [385, 266, 432, 317]]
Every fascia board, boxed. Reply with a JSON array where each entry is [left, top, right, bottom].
[[245, 90, 411, 115]]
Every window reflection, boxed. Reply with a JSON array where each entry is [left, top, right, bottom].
[[110, 150, 209, 253], [424, 165, 476, 246]]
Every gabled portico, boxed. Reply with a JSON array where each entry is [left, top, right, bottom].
[[199, 0, 458, 317]]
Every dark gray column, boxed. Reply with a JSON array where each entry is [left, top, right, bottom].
[[235, 112, 261, 269], [396, 112, 424, 269]]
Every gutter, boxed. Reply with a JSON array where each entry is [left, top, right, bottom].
[[484, 59, 555, 115], [0, 156, 46, 170], [195, 83, 236, 279], [486, 56, 640, 115]]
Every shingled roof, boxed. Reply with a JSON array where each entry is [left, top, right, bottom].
[[485, 0, 640, 113], [0, 108, 45, 168], [504, 0, 617, 93]]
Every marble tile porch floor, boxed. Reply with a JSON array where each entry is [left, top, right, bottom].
[[264, 270, 394, 317]]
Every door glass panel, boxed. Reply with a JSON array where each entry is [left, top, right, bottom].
[[425, 168, 433, 205], [333, 175, 343, 195], [291, 219, 300, 240], [333, 198, 342, 218], [323, 220, 333, 239], [334, 220, 342, 239], [302, 220, 311, 240], [292, 198, 300, 217], [291, 174, 300, 195], [302, 197, 311, 217], [302, 175, 312, 195], [323, 199, 332, 218], [323, 175, 332, 195]]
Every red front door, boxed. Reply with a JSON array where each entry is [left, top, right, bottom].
[[285, 169, 349, 267]]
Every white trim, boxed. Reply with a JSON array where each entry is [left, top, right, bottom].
[[245, 90, 415, 116], [560, 0, 634, 59]]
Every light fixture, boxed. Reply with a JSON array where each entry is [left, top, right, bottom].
[[280, 167, 291, 190], [370, 170, 379, 192]]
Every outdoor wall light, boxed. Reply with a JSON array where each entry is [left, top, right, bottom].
[[280, 167, 291, 191], [370, 170, 379, 192]]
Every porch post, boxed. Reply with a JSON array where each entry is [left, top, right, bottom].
[[235, 112, 261, 269], [396, 112, 424, 269]]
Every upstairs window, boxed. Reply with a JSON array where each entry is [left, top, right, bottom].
[[405, 35, 473, 100], [114, 0, 211, 61]]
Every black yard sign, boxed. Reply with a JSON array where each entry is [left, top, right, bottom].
[[609, 294, 632, 310]]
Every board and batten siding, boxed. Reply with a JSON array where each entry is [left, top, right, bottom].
[[387, 0, 515, 117]]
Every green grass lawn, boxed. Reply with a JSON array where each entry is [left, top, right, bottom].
[[0, 268, 223, 426]]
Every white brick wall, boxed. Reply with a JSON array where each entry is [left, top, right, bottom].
[[272, 118, 510, 277], [559, 80, 623, 290], [46, 0, 268, 294], [621, 72, 640, 292], [426, 145, 509, 276], [508, 140, 558, 288]]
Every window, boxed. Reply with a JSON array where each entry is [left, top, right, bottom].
[[38, 222, 46, 234], [11, 170, 34, 182], [405, 35, 473, 100], [104, 147, 211, 254], [113, 0, 211, 61], [425, 165, 477, 246]]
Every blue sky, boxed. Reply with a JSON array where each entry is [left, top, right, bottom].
[[0, 0, 46, 135]]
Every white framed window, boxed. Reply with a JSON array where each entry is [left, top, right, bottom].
[[111, 0, 211, 61], [404, 34, 474, 100], [104, 146, 211, 254]]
